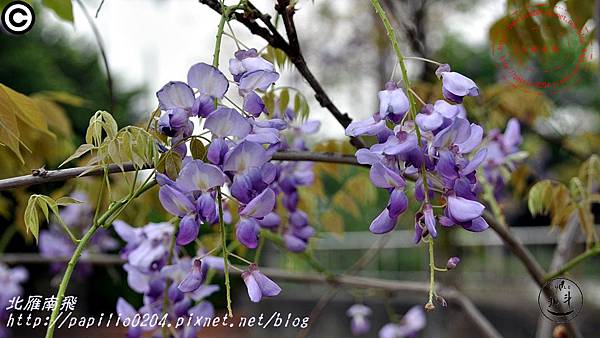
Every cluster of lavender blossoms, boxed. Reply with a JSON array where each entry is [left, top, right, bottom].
[[0, 264, 27, 338], [39, 191, 118, 278], [346, 304, 426, 337], [114, 220, 220, 338], [151, 48, 320, 305], [346, 64, 496, 242]]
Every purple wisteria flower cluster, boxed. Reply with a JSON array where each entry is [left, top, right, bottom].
[[0, 263, 27, 338], [346, 64, 493, 242], [39, 191, 118, 278], [482, 118, 523, 199], [114, 220, 220, 338], [150, 48, 321, 307]]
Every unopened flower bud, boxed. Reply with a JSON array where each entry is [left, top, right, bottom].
[[446, 256, 460, 270]]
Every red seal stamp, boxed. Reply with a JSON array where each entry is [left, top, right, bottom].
[[491, 4, 593, 95]]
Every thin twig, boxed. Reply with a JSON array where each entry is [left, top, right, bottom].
[[198, 0, 365, 149], [0, 151, 362, 191]]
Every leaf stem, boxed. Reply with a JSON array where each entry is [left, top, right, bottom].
[[369, 0, 431, 203], [545, 243, 600, 281], [426, 238, 436, 310]]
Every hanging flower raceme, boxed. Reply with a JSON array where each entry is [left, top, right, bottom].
[[345, 63, 489, 244]]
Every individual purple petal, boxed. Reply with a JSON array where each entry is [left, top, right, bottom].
[[435, 63, 451, 78], [176, 214, 200, 246], [241, 56, 275, 73], [204, 107, 252, 138], [447, 195, 485, 222], [415, 111, 444, 131], [159, 185, 194, 217], [230, 173, 253, 204], [207, 137, 229, 165], [245, 127, 280, 144], [223, 141, 270, 172], [239, 70, 280, 94], [387, 188, 408, 218], [261, 162, 277, 184], [258, 212, 281, 229], [250, 264, 281, 297], [436, 151, 458, 180], [369, 208, 397, 234], [502, 118, 522, 151], [432, 118, 471, 148], [187, 63, 229, 99], [175, 160, 226, 192], [355, 148, 383, 165], [433, 99, 460, 118], [284, 233, 308, 252], [158, 108, 191, 137], [241, 270, 262, 302], [413, 220, 424, 244], [192, 94, 215, 117], [156, 81, 195, 110], [345, 117, 387, 137], [378, 82, 409, 118], [457, 124, 483, 153], [441, 71, 479, 103], [197, 192, 217, 223], [289, 210, 308, 227], [462, 216, 489, 232], [236, 218, 260, 249], [423, 204, 438, 238], [113, 220, 141, 244], [381, 132, 418, 156], [240, 188, 276, 218], [460, 148, 487, 176], [178, 258, 207, 292], [123, 264, 150, 293], [369, 162, 405, 189], [243, 91, 266, 117]]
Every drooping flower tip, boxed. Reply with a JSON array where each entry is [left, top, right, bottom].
[[242, 264, 282, 302], [346, 304, 371, 336], [446, 256, 461, 270]]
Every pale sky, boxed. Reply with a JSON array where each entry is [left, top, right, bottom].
[[43, 0, 506, 139]]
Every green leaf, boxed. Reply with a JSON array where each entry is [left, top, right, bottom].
[[56, 197, 83, 206], [0, 85, 24, 162], [190, 138, 206, 160], [43, 0, 74, 23], [162, 151, 183, 180], [60, 143, 95, 167], [24, 196, 40, 242]]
